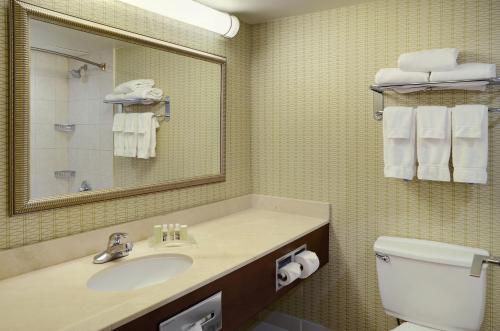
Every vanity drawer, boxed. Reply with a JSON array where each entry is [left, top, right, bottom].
[[114, 223, 329, 331]]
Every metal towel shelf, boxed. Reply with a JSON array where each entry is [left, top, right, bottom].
[[104, 96, 171, 121], [370, 77, 500, 121]]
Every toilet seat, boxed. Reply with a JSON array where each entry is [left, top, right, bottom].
[[391, 322, 438, 331]]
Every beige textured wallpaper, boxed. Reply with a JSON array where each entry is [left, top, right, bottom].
[[251, 0, 500, 330], [0, 0, 251, 249], [114, 45, 221, 187]]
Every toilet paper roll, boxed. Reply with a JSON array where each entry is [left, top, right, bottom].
[[278, 262, 301, 286], [295, 250, 320, 279]]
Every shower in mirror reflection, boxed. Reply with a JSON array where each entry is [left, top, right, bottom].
[[69, 64, 87, 79]]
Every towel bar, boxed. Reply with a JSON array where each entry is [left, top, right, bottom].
[[470, 254, 500, 277], [104, 96, 171, 121], [370, 77, 500, 121]]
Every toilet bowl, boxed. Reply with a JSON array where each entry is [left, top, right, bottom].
[[374, 236, 489, 331]]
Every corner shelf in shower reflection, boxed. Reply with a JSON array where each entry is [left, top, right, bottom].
[[104, 96, 171, 122], [54, 124, 76, 132]]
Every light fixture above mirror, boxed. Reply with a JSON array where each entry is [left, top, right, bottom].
[[118, 0, 240, 38]]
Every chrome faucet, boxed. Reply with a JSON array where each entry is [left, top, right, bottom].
[[93, 233, 133, 264]]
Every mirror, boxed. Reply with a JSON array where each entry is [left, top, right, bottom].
[[10, 1, 226, 214]]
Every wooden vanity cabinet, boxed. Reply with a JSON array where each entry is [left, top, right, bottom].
[[115, 224, 329, 331]]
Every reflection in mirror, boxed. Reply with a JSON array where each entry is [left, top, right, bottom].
[[28, 19, 222, 201]]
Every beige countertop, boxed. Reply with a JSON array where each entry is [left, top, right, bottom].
[[0, 198, 329, 331]]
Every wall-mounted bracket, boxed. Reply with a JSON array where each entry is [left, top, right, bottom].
[[470, 254, 500, 277]]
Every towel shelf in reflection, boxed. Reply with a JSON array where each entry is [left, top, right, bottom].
[[370, 77, 500, 121], [104, 96, 171, 121]]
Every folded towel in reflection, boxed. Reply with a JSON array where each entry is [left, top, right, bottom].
[[375, 68, 429, 86], [137, 112, 160, 159], [430, 63, 496, 82], [123, 113, 139, 157], [416, 106, 451, 181], [452, 105, 488, 184], [105, 88, 164, 104], [124, 87, 163, 102], [112, 113, 139, 157], [112, 113, 127, 157], [113, 79, 154, 94], [398, 48, 458, 72]]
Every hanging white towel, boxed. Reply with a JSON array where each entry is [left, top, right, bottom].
[[112, 113, 127, 157], [430, 63, 496, 82], [137, 113, 160, 159], [375, 68, 430, 85], [398, 48, 458, 72], [383, 107, 416, 180], [452, 105, 488, 184], [114, 79, 154, 94], [121, 113, 139, 157], [416, 106, 451, 181]]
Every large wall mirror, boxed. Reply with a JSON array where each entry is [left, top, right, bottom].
[[9, 1, 226, 214]]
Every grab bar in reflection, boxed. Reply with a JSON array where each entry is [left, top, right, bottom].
[[31, 47, 106, 71]]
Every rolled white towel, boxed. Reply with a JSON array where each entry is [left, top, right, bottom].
[[398, 48, 458, 72], [430, 63, 496, 82], [114, 79, 154, 94], [105, 93, 127, 102], [375, 68, 429, 85]]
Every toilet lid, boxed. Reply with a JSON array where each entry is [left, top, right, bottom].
[[392, 322, 438, 331]]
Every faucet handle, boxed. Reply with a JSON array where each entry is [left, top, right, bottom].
[[108, 232, 128, 245]]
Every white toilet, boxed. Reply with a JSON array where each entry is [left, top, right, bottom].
[[374, 236, 489, 331]]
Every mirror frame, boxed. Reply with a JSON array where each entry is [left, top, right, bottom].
[[9, 0, 226, 215]]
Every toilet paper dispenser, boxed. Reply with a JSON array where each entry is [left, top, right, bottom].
[[276, 245, 320, 291]]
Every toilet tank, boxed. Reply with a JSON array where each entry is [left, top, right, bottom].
[[374, 236, 489, 331]]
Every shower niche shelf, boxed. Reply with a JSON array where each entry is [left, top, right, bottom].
[[54, 170, 76, 179], [54, 124, 76, 132]]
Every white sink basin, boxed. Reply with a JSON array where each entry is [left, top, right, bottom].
[[87, 254, 193, 292]]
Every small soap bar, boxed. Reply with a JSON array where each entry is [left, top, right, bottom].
[[174, 224, 181, 240], [180, 225, 188, 241], [162, 224, 169, 241], [153, 225, 162, 244], [168, 224, 175, 241]]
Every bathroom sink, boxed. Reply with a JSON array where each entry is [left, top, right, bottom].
[[87, 254, 193, 291]]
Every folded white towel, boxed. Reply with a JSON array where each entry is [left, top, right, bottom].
[[137, 113, 160, 159], [416, 106, 451, 181], [105, 88, 164, 104], [383, 107, 416, 180], [114, 79, 154, 94], [375, 68, 430, 85], [429, 81, 489, 92], [399, 48, 458, 72], [452, 105, 488, 184], [124, 87, 163, 102], [112, 113, 127, 157], [430, 63, 496, 83]]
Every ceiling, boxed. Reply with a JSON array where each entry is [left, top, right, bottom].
[[197, 0, 375, 24]]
